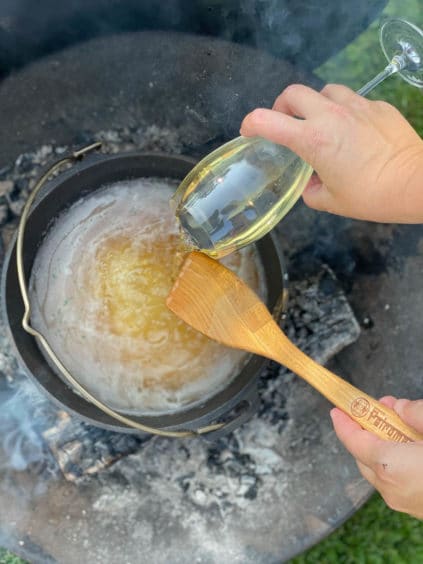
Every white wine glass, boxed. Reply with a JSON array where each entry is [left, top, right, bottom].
[[172, 18, 423, 258]]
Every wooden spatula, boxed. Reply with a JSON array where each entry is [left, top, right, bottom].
[[167, 251, 423, 442]]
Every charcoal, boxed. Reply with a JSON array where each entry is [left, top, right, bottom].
[[42, 412, 147, 482]]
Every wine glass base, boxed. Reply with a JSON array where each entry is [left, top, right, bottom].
[[380, 18, 423, 88]]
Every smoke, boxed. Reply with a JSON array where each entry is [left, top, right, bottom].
[[0, 0, 388, 77], [0, 375, 57, 476]]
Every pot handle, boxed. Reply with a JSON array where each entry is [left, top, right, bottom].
[[200, 385, 260, 442]]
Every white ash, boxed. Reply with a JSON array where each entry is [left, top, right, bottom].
[[91, 431, 291, 540], [0, 125, 184, 227]]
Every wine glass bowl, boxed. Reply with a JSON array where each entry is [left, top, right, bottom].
[[172, 137, 312, 257]]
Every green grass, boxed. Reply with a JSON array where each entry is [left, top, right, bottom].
[[290, 494, 423, 564], [0, 549, 27, 564], [1, 1, 422, 563], [315, 0, 423, 136]]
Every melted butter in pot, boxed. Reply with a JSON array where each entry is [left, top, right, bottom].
[[29, 179, 266, 414]]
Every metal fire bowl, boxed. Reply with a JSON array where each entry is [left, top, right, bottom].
[[2, 150, 287, 437], [0, 30, 422, 564]]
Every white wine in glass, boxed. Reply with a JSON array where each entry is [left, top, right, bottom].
[[172, 18, 423, 258]]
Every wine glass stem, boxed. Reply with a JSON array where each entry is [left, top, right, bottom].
[[356, 55, 407, 96]]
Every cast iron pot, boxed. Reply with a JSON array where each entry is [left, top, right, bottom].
[[2, 150, 288, 438]]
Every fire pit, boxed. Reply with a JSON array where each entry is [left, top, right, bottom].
[[0, 22, 422, 564]]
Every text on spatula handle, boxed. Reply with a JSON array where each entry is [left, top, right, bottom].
[[351, 397, 412, 443]]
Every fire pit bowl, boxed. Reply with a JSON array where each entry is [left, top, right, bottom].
[[2, 150, 288, 437], [2, 18, 421, 560]]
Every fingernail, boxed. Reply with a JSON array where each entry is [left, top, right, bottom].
[[394, 398, 410, 414], [329, 408, 337, 419]]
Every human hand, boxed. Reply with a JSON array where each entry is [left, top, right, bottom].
[[240, 84, 423, 223], [330, 396, 423, 519]]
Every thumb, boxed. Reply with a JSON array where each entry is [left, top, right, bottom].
[[393, 399, 423, 433]]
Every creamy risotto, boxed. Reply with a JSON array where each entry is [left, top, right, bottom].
[[29, 179, 266, 414]]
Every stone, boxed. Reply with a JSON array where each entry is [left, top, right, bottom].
[[0, 203, 9, 226]]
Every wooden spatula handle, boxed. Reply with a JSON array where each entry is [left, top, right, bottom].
[[310, 369, 421, 443], [272, 336, 423, 443], [167, 251, 422, 443]]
